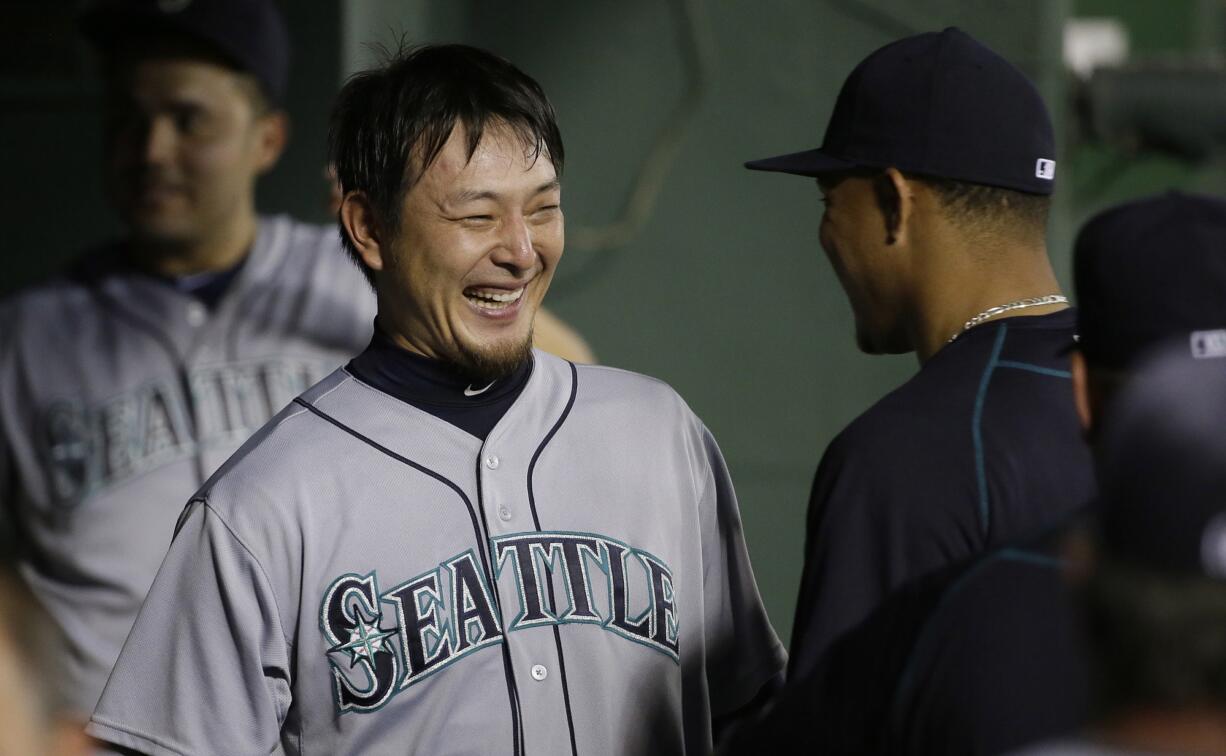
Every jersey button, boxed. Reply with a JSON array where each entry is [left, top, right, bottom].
[[185, 301, 207, 327], [498, 507, 512, 521], [484, 454, 500, 470], [530, 664, 548, 681]]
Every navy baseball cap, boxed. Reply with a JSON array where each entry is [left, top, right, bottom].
[[80, 0, 290, 103], [1096, 344, 1226, 579], [1074, 191, 1226, 370], [744, 27, 1057, 195]]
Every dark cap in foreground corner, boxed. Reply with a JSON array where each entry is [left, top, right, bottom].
[[79, 0, 290, 103], [1095, 343, 1226, 579], [1074, 191, 1226, 370], [744, 27, 1056, 195]]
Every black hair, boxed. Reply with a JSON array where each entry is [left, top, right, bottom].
[[917, 174, 1050, 240], [819, 168, 1050, 244], [328, 44, 565, 283]]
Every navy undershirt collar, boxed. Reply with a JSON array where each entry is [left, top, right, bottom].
[[347, 328, 532, 440], [170, 259, 246, 309], [145, 252, 248, 309]]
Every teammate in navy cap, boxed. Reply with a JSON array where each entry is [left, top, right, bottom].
[[721, 190, 1226, 756], [88, 44, 785, 755], [744, 27, 1093, 675], [0, 0, 376, 721], [80, 0, 292, 105], [1070, 191, 1226, 417]]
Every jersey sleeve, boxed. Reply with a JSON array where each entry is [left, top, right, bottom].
[[87, 499, 291, 756], [696, 425, 787, 717], [788, 430, 980, 680], [788, 434, 882, 677]]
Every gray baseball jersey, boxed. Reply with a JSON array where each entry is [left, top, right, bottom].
[[87, 352, 786, 755], [0, 215, 374, 715]]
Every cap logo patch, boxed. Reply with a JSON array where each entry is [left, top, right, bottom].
[[1191, 330, 1226, 359], [1201, 513, 1226, 579], [1035, 159, 1056, 180], [157, 0, 192, 13]]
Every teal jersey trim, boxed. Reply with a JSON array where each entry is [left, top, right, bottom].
[[996, 360, 1072, 379], [972, 325, 1009, 539]]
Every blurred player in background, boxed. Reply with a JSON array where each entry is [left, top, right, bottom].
[[0, 0, 373, 719]]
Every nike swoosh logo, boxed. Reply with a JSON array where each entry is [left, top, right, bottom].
[[464, 381, 496, 397]]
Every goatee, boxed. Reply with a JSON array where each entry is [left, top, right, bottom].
[[453, 330, 534, 386]]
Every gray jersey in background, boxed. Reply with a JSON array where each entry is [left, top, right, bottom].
[[88, 352, 786, 755], [0, 215, 374, 715]]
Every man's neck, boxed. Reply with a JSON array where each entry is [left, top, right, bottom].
[[131, 211, 259, 278], [910, 238, 1067, 363]]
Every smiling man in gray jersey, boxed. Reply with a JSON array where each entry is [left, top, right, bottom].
[[86, 43, 785, 756], [0, 0, 374, 720]]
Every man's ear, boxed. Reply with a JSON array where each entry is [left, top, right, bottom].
[[254, 111, 290, 174], [339, 192, 387, 273], [1070, 350, 1094, 433], [874, 167, 914, 246]]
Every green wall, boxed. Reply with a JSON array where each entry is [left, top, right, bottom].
[[1066, 0, 1226, 225]]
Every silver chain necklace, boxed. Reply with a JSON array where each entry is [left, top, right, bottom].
[[948, 294, 1068, 343]]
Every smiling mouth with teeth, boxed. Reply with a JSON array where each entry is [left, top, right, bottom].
[[464, 286, 525, 310]]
